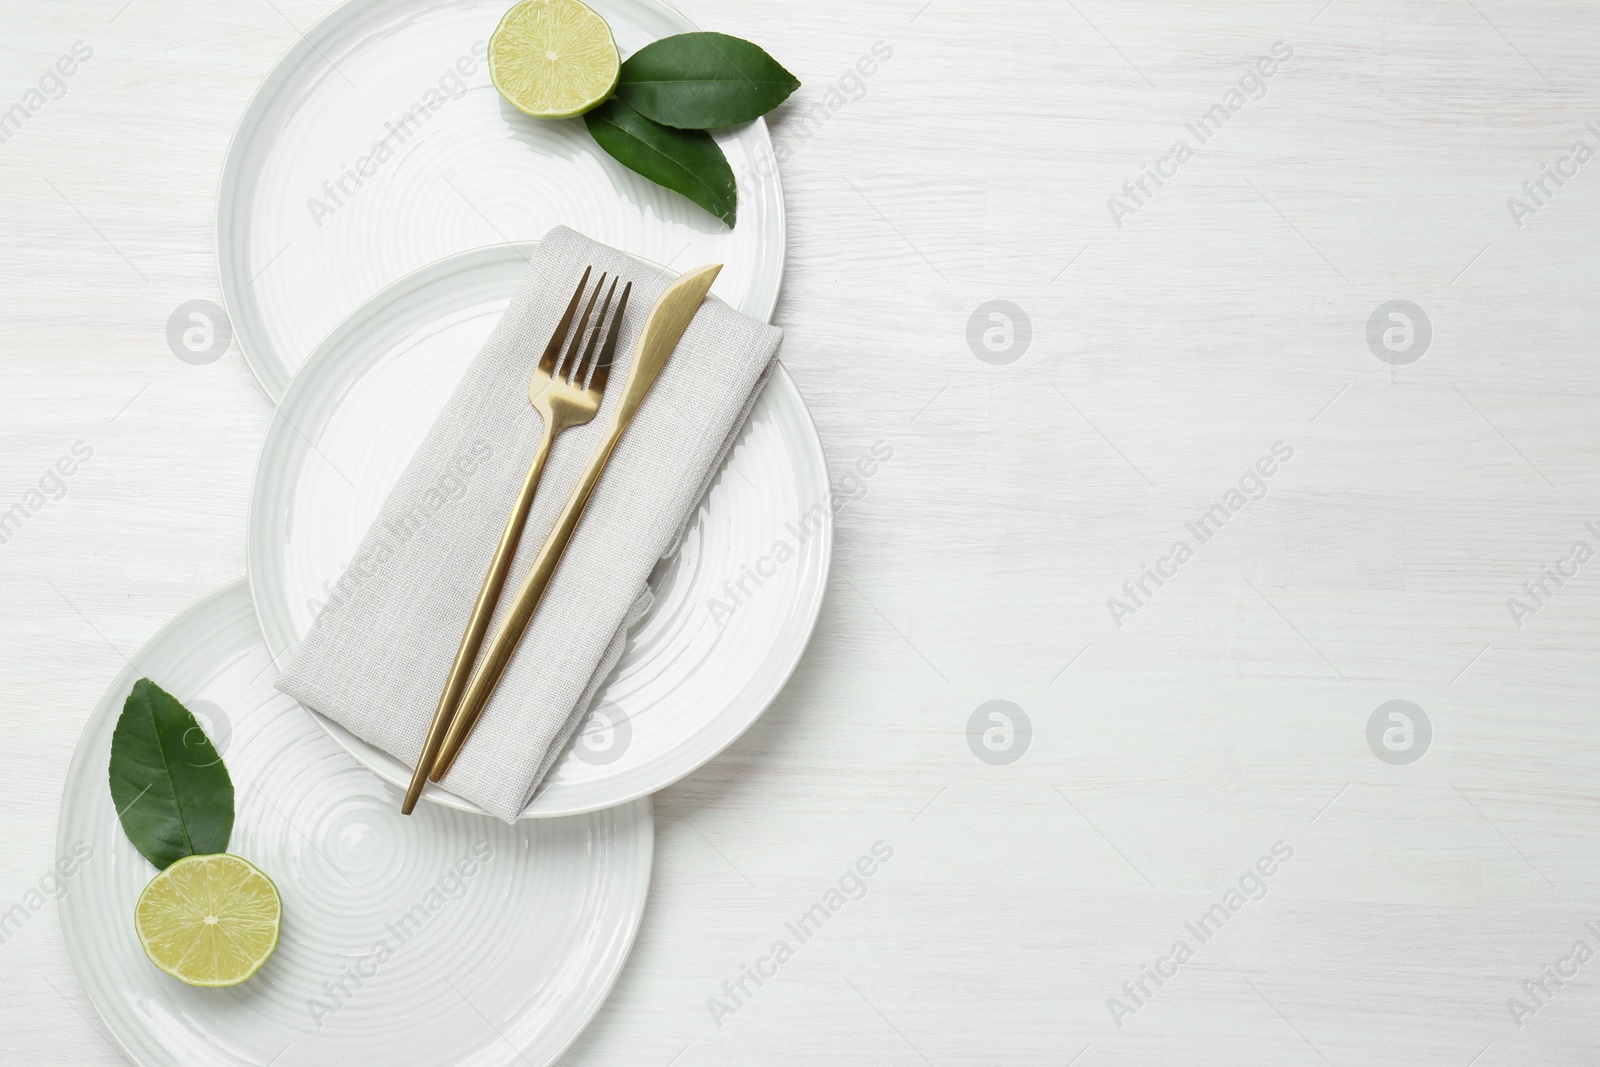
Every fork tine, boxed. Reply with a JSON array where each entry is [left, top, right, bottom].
[[573, 276, 619, 384], [586, 281, 631, 394], [539, 266, 592, 375], [555, 271, 606, 381]]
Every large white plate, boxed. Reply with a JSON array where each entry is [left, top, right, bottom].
[[218, 0, 785, 401], [246, 242, 831, 818], [57, 581, 653, 1067]]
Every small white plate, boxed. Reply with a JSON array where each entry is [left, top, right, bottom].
[[218, 0, 785, 401], [57, 581, 653, 1067], [246, 243, 831, 818]]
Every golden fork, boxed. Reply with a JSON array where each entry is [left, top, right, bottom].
[[401, 266, 632, 814], [429, 263, 722, 782]]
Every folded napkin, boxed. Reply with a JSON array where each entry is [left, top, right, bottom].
[[277, 226, 783, 821]]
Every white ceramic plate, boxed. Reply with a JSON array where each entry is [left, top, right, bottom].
[[246, 242, 831, 818], [218, 0, 785, 401], [57, 581, 653, 1067]]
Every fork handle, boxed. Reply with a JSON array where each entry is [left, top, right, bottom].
[[400, 427, 554, 814], [428, 419, 625, 782]]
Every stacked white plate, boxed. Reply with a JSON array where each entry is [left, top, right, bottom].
[[58, 0, 829, 1062]]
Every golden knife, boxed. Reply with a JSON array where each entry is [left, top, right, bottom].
[[429, 262, 723, 781]]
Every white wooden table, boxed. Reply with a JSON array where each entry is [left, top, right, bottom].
[[5, 0, 1600, 1063]]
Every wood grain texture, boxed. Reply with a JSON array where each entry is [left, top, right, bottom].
[[4, 0, 1600, 1064]]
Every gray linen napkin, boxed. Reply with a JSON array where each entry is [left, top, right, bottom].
[[277, 226, 783, 821]]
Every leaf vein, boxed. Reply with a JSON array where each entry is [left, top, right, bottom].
[[146, 690, 196, 858]]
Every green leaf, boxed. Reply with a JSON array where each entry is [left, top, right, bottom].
[[109, 678, 234, 870], [616, 31, 799, 129], [585, 98, 737, 227]]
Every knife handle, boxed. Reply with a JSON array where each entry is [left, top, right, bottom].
[[428, 422, 621, 782]]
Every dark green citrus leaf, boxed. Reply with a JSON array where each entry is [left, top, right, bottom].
[[585, 97, 737, 226], [109, 678, 234, 870], [617, 32, 799, 129]]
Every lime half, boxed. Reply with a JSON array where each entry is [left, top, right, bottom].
[[135, 853, 281, 987], [490, 0, 620, 120]]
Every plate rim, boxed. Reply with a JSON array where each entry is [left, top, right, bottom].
[[55, 578, 656, 1067], [215, 0, 788, 403], [244, 241, 832, 819]]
